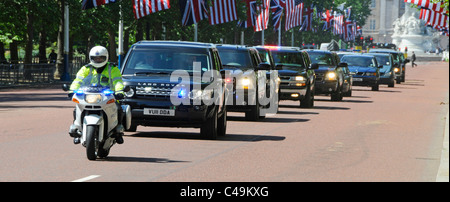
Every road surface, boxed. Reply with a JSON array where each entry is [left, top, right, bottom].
[[0, 61, 448, 182]]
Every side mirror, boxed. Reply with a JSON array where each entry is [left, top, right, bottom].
[[275, 64, 283, 70], [257, 63, 271, 71], [338, 62, 348, 68], [62, 84, 70, 91], [309, 63, 319, 69]]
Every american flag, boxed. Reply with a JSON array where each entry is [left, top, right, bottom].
[[251, 0, 270, 31], [404, 0, 448, 14], [133, 0, 170, 20], [333, 14, 344, 35], [284, 0, 303, 31], [180, 0, 209, 26], [420, 8, 449, 30], [299, 4, 316, 32], [270, 0, 284, 31], [208, 0, 238, 25], [238, 0, 256, 28], [81, 0, 116, 10]]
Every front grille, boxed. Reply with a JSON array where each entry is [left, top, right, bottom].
[[136, 86, 174, 97]]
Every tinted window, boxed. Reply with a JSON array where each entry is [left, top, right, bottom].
[[122, 47, 210, 75], [271, 51, 305, 70], [217, 49, 252, 69], [308, 52, 334, 66], [341, 56, 377, 67]]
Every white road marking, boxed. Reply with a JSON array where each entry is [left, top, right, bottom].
[[71, 175, 101, 182]]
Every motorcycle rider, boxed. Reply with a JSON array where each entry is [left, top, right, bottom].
[[68, 46, 125, 144]]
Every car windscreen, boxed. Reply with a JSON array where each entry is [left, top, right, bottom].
[[256, 48, 270, 64], [271, 51, 305, 70], [307, 52, 334, 66], [341, 56, 376, 68], [217, 49, 252, 69], [122, 48, 210, 75], [371, 55, 392, 71]]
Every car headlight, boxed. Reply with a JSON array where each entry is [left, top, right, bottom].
[[189, 89, 213, 101], [295, 76, 304, 81], [326, 72, 337, 80], [85, 94, 102, 104], [125, 88, 135, 98], [365, 72, 377, 76]]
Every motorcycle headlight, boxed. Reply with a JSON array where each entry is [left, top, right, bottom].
[[394, 68, 400, 73], [326, 72, 337, 80], [85, 94, 102, 104]]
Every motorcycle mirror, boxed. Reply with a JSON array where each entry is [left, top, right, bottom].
[[62, 84, 70, 91]]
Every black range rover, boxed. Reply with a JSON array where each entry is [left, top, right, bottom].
[[120, 41, 228, 140], [216, 45, 279, 121]]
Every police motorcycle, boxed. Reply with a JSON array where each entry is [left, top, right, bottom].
[[63, 83, 131, 160]]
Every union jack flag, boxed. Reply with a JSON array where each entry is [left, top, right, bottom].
[[133, 0, 170, 20], [270, 0, 284, 31], [180, 0, 209, 26], [238, 0, 256, 28], [209, 0, 238, 25], [299, 4, 316, 32], [321, 10, 334, 31], [81, 0, 116, 10]]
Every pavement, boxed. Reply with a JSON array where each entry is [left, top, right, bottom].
[[436, 111, 449, 182]]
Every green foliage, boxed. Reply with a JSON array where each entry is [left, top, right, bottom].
[[0, 0, 373, 62]]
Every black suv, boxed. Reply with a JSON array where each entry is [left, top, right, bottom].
[[120, 41, 227, 140], [305, 50, 351, 101], [216, 44, 278, 121], [270, 46, 318, 108]]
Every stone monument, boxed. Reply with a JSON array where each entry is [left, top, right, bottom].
[[391, 5, 440, 54]]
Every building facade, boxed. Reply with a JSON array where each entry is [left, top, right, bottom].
[[362, 0, 406, 44]]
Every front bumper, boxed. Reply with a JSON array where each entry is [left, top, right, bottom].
[[352, 76, 378, 87], [315, 80, 338, 94], [124, 98, 212, 128]]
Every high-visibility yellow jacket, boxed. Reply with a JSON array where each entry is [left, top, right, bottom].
[[70, 62, 124, 94]]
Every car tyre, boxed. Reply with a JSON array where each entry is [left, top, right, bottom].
[[201, 109, 218, 140]]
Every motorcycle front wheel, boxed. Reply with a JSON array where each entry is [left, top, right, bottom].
[[85, 125, 98, 160]]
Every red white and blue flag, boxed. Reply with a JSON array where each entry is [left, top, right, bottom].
[[208, 0, 238, 25], [270, 0, 285, 31], [81, 0, 116, 10], [404, 0, 448, 14], [284, 0, 303, 31], [333, 14, 344, 35], [299, 4, 316, 32], [252, 0, 270, 31], [133, 0, 171, 20], [321, 10, 334, 31], [180, 0, 209, 26]]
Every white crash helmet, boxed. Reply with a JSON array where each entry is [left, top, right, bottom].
[[89, 46, 108, 68]]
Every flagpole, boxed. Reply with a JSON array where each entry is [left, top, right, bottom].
[[194, 23, 198, 42], [118, 3, 124, 69], [278, 29, 281, 46], [261, 30, 264, 45], [62, 1, 70, 81]]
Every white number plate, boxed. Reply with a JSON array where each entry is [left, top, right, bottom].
[[353, 78, 363, 81], [144, 108, 175, 116]]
